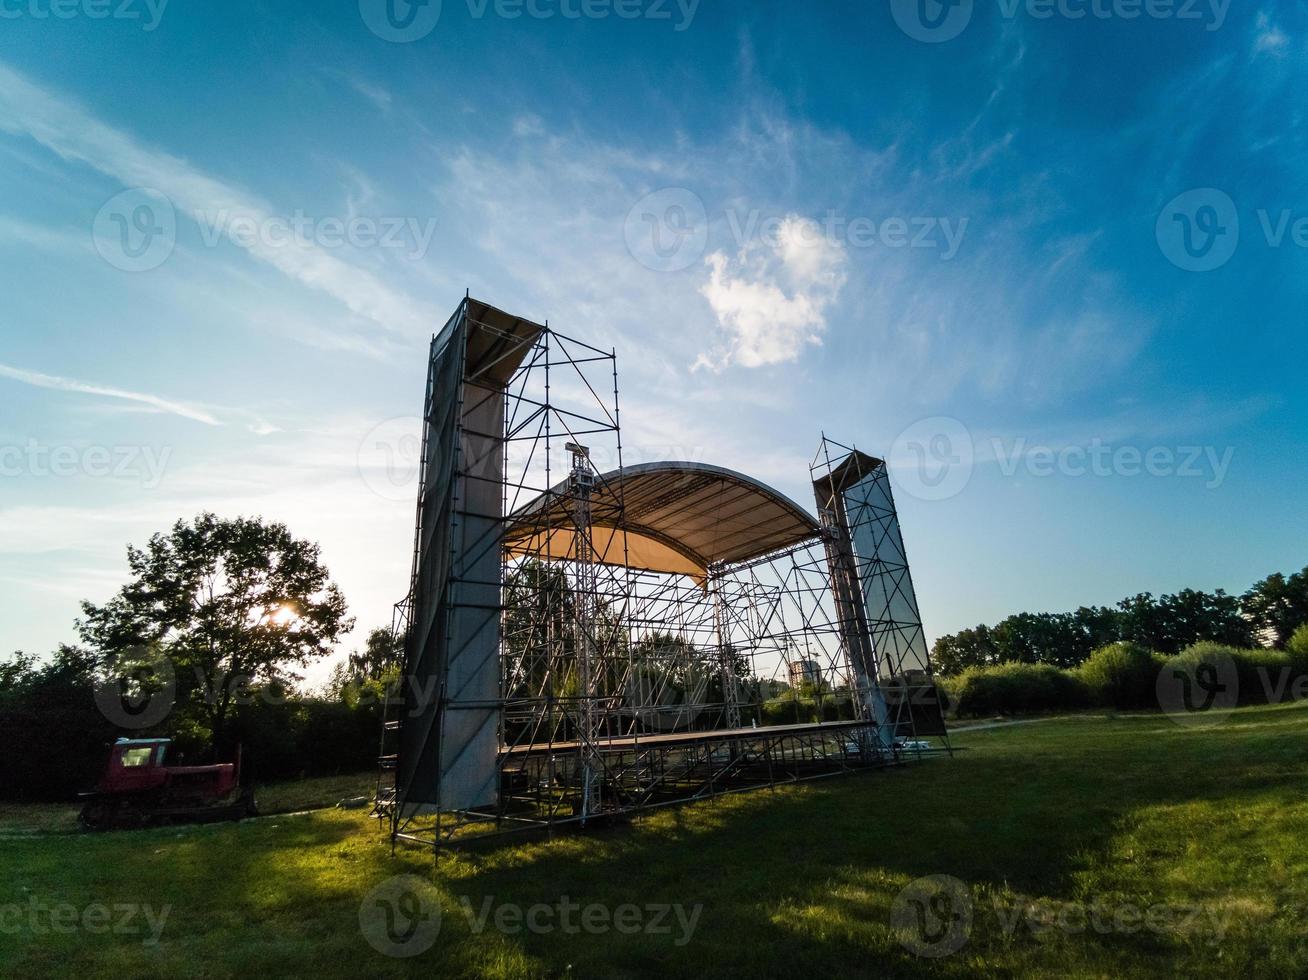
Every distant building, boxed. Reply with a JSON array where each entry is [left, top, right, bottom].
[[788, 659, 822, 689]]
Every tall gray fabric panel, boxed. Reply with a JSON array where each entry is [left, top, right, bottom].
[[397, 299, 546, 819], [435, 376, 504, 811], [843, 464, 932, 679], [398, 313, 465, 817]]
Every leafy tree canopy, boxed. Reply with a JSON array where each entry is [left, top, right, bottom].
[[78, 512, 352, 748]]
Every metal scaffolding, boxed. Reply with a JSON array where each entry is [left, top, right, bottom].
[[376, 298, 950, 853]]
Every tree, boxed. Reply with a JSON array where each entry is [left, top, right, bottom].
[[1158, 588, 1252, 650], [1118, 589, 1253, 653], [0, 651, 36, 693], [1116, 592, 1167, 651], [78, 513, 352, 753], [1243, 567, 1308, 648], [0, 645, 116, 800], [347, 627, 404, 682], [932, 625, 1001, 675]]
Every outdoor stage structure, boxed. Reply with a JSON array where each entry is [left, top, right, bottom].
[[376, 297, 950, 851]]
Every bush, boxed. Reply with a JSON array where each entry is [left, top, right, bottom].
[[1288, 624, 1308, 677], [944, 662, 1089, 719], [1073, 642, 1161, 710], [1164, 642, 1294, 707]]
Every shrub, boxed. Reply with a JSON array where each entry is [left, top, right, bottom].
[[1169, 642, 1298, 706], [945, 662, 1089, 718], [1073, 642, 1161, 710], [1288, 624, 1308, 678]]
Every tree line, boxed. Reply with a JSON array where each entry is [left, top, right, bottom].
[[2, 514, 369, 800], [931, 565, 1308, 676]]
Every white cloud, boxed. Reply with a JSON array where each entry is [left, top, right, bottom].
[[696, 215, 847, 370], [0, 362, 221, 426], [513, 114, 545, 138], [1254, 12, 1289, 54], [346, 74, 393, 113]]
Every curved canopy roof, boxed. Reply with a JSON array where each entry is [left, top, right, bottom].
[[505, 461, 822, 581]]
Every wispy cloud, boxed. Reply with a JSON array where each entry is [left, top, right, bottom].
[[344, 74, 393, 113], [0, 62, 434, 339], [1254, 12, 1289, 55], [0, 362, 222, 425]]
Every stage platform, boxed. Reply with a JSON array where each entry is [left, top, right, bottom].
[[502, 718, 873, 757]]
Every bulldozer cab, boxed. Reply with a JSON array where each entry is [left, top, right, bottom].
[[99, 738, 171, 793]]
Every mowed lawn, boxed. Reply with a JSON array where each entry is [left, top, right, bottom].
[[3, 704, 1307, 978]]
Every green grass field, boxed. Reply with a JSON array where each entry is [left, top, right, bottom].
[[4, 703, 1307, 978]]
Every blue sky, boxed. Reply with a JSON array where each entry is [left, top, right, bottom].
[[1, 1, 1305, 681]]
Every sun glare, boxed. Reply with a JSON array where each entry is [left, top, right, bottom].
[[269, 604, 298, 627]]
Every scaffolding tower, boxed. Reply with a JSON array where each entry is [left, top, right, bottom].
[[377, 297, 950, 852]]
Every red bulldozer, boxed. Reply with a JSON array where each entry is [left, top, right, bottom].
[[79, 738, 258, 830]]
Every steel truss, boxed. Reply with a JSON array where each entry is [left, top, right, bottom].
[[377, 314, 949, 853]]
